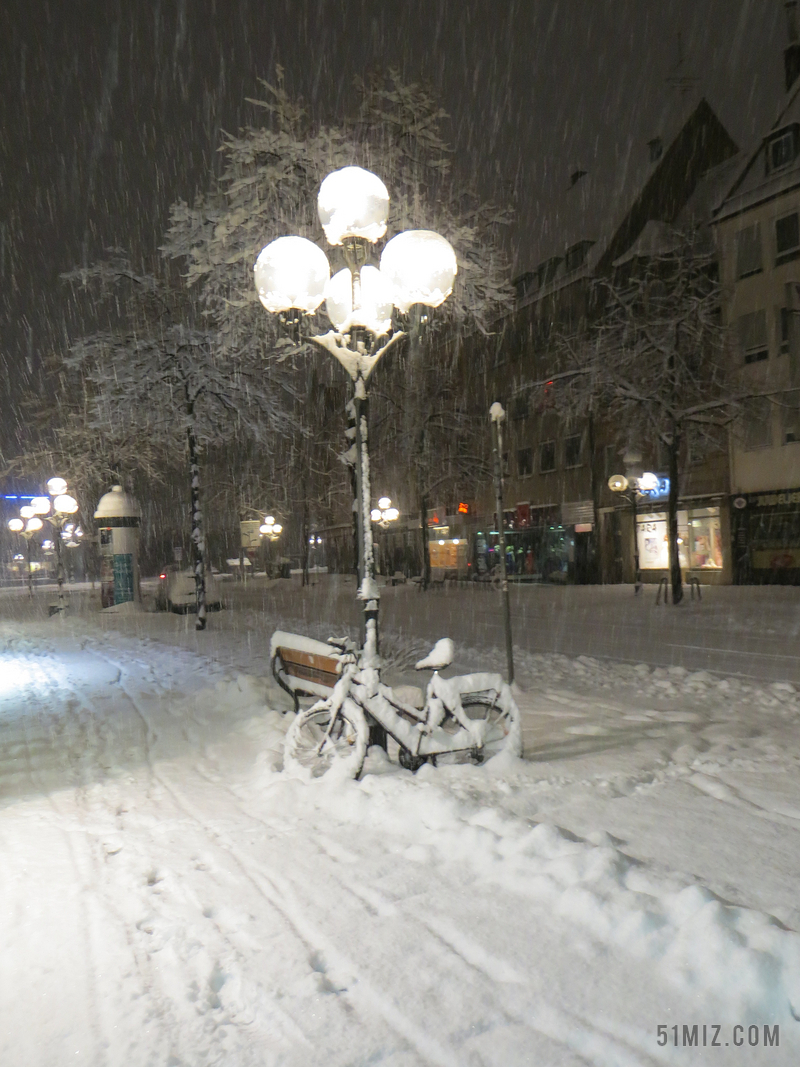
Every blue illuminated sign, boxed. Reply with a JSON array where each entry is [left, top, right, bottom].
[[638, 476, 670, 500]]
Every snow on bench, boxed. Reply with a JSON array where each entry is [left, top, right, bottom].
[[269, 630, 343, 713]]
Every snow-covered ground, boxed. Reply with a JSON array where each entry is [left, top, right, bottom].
[[2, 578, 800, 1065]]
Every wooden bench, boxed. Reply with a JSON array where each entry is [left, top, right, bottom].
[[269, 630, 344, 713]]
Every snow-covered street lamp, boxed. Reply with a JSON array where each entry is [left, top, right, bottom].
[[7, 515, 43, 598], [370, 496, 400, 528], [44, 480, 79, 614], [259, 515, 283, 541], [255, 165, 456, 657]]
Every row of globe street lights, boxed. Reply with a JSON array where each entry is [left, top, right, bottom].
[[6, 478, 81, 607], [254, 165, 456, 657]]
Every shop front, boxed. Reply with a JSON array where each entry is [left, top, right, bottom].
[[635, 500, 729, 584], [471, 504, 573, 583], [731, 489, 800, 584]]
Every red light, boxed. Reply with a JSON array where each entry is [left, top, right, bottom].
[[458, 502, 469, 514], [159, 572, 166, 579]]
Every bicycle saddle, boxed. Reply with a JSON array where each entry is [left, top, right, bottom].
[[415, 637, 454, 671], [327, 635, 358, 653]]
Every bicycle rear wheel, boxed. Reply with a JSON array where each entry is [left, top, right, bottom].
[[460, 685, 523, 761], [283, 698, 368, 780]]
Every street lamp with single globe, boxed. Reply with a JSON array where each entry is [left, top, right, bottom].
[[254, 165, 456, 658]]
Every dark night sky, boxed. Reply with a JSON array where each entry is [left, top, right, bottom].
[[0, 0, 789, 448]]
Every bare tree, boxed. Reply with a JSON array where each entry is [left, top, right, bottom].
[[552, 235, 735, 604], [60, 255, 296, 628]]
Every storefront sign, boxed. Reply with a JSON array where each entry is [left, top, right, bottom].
[[637, 476, 670, 500], [752, 491, 800, 507]]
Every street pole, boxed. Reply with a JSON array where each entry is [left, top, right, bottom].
[[631, 493, 642, 595], [353, 373, 379, 661], [25, 536, 33, 598], [55, 522, 65, 613], [490, 402, 514, 686]]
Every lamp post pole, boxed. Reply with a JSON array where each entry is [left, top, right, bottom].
[[490, 402, 514, 686]]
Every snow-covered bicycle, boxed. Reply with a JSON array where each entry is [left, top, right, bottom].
[[274, 634, 522, 780]]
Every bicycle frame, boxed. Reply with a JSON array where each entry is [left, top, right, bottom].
[[317, 656, 500, 762]]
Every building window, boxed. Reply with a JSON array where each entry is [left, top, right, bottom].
[[743, 397, 773, 450], [783, 389, 800, 444], [780, 306, 791, 353], [517, 448, 533, 476], [604, 444, 620, 479], [564, 434, 582, 468], [738, 309, 768, 364], [735, 223, 762, 278], [539, 441, 556, 473], [766, 126, 799, 174], [775, 212, 800, 265]]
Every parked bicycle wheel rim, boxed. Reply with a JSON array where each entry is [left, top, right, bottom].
[[460, 687, 523, 761], [283, 698, 369, 781]]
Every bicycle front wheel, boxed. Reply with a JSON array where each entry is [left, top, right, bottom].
[[283, 698, 368, 781], [461, 686, 523, 761]]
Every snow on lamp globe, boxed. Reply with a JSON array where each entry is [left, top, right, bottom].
[[317, 166, 389, 246], [253, 236, 329, 315], [380, 230, 458, 313]]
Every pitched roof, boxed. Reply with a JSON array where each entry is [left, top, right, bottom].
[[514, 97, 738, 304], [714, 80, 800, 222]]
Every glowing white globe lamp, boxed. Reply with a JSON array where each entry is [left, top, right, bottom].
[[380, 230, 457, 313], [254, 237, 330, 314], [370, 509, 382, 522], [272, 523, 282, 535], [265, 515, 275, 525], [20, 505, 35, 519], [638, 471, 659, 491], [608, 474, 629, 493], [7, 518, 23, 532], [25, 517, 43, 533], [378, 497, 391, 510], [53, 494, 78, 515], [30, 496, 51, 515], [317, 166, 389, 246], [47, 477, 68, 496], [384, 508, 399, 522], [324, 266, 394, 336]]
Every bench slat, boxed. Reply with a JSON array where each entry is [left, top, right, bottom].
[[277, 647, 340, 675]]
